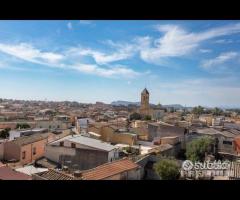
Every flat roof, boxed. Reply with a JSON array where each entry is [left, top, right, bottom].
[[15, 165, 48, 176], [11, 133, 49, 146]]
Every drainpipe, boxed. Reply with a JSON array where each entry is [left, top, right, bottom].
[[31, 143, 33, 163]]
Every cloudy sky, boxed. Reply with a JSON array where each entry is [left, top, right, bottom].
[[0, 20, 240, 107]]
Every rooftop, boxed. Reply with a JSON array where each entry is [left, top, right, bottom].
[[34, 169, 75, 180], [0, 166, 32, 180], [15, 165, 48, 176], [51, 135, 117, 152], [10, 133, 49, 146], [149, 144, 173, 153], [81, 158, 140, 180], [141, 88, 149, 95], [35, 157, 58, 169]]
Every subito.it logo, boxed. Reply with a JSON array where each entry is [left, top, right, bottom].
[[182, 160, 194, 171]]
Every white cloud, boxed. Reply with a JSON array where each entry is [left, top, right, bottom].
[[71, 63, 141, 78], [214, 39, 233, 44], [138, 23, 240, 65], [67, 22, 73, 30], [199, 49, 212, 53], [0, 43, 64, 66], [0, 42, 142, 79], [68, 41, 136, 65], [202, 52, 239, 69]]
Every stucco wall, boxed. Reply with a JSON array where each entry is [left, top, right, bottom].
[[20, 139, 47, 165], [101, 127, 136, 145], [45, 145, 76, 163], [36, 121, 71, 130], [0, 141, 4, 160], [45, 145, 110, 171], [103, 169, 141, 180], [4, 142, 20, 162]]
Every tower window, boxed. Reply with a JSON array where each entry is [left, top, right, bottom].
[[71, 143, 76, 148]]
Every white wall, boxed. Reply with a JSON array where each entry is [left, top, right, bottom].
[[45, 145, 76, 163], [108, 149, 119, 162], [9, 131, 21, 141]]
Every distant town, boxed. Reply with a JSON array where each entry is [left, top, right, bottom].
[[0, 88, 240, 180]]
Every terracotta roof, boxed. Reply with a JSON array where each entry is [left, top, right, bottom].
[[234, 137, 240, 148], [81, 159, 140, 180], [0, 166, 32, 180], [34, 169, 76, 180]]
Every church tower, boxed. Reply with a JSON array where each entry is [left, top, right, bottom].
[[140, 88, 150, 116]]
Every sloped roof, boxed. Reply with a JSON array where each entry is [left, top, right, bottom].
[[51, 135, 117, 152], [35, 169, 75, 180], [141, 88, 149, 95], [81, 158, 140, 180], [0, 166, 32, 180]]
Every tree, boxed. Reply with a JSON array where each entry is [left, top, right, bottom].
[[211, 107, 223, 116], [154, 158, 180, 180], [16, 123, 30, 129], [157, 102, 162, 108], [186, 136, 214, 162], [0, 128, 10, 139], [129, 112, 142, 121], [144, 115, 151, 121], [192, 106, 204, 115]]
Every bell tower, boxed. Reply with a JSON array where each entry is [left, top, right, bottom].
[[140, 88, 150, 115]]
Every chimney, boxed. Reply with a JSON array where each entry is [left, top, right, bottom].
[[62, 166, 68, 172], [73, 170, 82, 178]]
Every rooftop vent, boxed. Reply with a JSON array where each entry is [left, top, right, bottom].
[[73, 170, 82, 178], [62, 166, 68, 171]]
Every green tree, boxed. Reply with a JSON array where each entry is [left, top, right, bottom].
[[192, 106, 204, 115], [16, 123, 30, 129], [157, 102, 162, 108], [211, 107, 223, 116], [144, 115, 152, 121], [0, 128, 10, 139], [186, 136, 214, 162], [129, 112, 142, 121], [154, 158, 180, 180]]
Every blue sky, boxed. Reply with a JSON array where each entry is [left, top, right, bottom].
[[0, 20, 240, 107]]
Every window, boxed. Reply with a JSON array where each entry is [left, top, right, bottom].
[[223, 141, 232, 145], [71, 143, 76, 148], [33, 147, 36, 155], [22, 151, 26, 160], [60, 141, 64, 146]]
